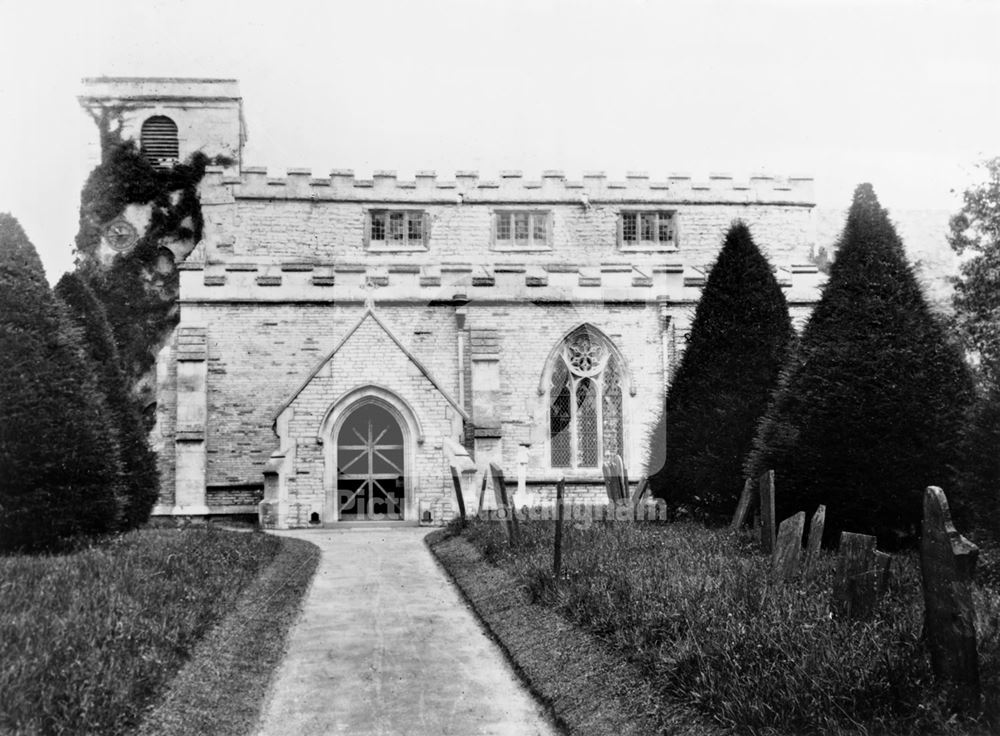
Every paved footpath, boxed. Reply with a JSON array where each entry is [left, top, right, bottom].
[[255, 527, 559, 736]]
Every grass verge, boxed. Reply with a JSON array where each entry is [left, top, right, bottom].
[[0, 527, 312, 736], [445, 517, 1000, 735], [426, 528, 722, 736], [136, 534, 319, 736]]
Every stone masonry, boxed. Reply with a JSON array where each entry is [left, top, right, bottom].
[[81, 77, 826, 527]]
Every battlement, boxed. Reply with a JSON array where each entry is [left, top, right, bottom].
[[177, 259, 825, 305], [202, 167, 814, 206]]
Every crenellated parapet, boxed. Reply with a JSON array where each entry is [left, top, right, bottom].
[[177, 259, 825, 305], [201, 166, 815, 206]]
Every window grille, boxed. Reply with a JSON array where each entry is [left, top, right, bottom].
[[620, 210, 677, 247], [495, 211, 550, 248], [549, 327, 626, 468], [140, 116, 179, 169]]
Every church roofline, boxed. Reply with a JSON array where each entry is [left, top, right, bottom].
[[273, 307, 470, 426]]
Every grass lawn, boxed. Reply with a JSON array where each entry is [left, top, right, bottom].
[[0, 527, 317, 736], [441, 517, 1000, 735]]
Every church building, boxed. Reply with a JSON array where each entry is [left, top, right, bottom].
[[79, 77, 825, 527]]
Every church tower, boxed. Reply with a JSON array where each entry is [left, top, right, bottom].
[[78, 77, 245, 172]]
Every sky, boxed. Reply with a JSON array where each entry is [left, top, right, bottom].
[[1, 0, 998, 283]]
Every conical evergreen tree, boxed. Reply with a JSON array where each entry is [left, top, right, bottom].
[[0, 214, 121, 550], [649, 221, 793, 519], [747, 185, 974, 547], [55, 272, 159, 529]]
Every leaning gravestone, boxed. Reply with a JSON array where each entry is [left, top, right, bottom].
[[803, 504, 826, 576], [730, 478, 755, 531], [873, 550, 892, 601], [831, 532, 877, 620], [772, 511, 806, 581], [920, 486, 980, 712]]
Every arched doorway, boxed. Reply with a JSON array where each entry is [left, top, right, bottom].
[[336, 403, 406, 520]]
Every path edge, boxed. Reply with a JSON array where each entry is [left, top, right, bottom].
[[425, 528, 724, 736]]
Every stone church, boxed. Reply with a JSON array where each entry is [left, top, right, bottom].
[[79, 77, 825, 527]]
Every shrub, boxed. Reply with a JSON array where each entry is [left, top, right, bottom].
[[748, 184, 975, 547], [649, 221, 793, 519], [55, 272, 159, 529], [0, 214, 120, 550]]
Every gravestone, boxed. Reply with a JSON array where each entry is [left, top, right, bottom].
[[730, 477, 755, 531], [631, 475, 649, 508], [759, 470, 776, 553], [477, 473, 488, 514], [449, 465, 467, 525], [920, 486, 980, 712], [831, 532, 877, 620], [873, 550, 892, 601], [803, 505, 826, 575], [602, 456, 628, 504], [772, 511, 806, 581]]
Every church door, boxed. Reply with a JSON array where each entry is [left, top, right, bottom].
[[336, 404, 405, 520]]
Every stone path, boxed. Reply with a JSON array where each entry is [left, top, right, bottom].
[[255, 527, 559, 736]]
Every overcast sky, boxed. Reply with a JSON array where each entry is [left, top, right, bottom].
[[1, 0, 998, 282]]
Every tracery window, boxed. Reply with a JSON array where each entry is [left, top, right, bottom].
[[549, 327, 624, 468]]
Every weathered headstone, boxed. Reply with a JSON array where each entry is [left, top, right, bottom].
[[771, 511, 806, 581], [803, 504, 826, 576], [553, 478, 565, 577], [602, 457, 628, 503], [730, 477, 756, 531], [631, 475, 649, 508], [601, 462, 615, 502], [615, 456, 629, 504], [759, 470, 776, 553], [477, 472, 488, 514], [873, 550, 892, 601], [489, 462, 519, 546], [920, 486, 980, 712], [831, 531, 877, 620], [449, 465, 467, 525]]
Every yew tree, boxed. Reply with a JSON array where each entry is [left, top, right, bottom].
[[748, 185, 974, 546], [649, 221, 793, 519], [55, 272, 159, 529], [0, 214, 121, 550]]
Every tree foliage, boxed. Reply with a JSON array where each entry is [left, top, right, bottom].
[[949, 157, 1000, 386], [748, 185, 974, 547], [948, 158, 1000, 547], [55, 272, 159, 529], [649, 221, 793, 519], [75, 137, 222, 392], [0, 214, 121, 550]]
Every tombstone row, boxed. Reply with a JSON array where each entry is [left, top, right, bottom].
[[732, 472, 983, 713]]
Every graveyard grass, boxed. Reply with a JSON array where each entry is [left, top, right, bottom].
[[442, 517, 1000, 735], [0, 527, 318, 736]]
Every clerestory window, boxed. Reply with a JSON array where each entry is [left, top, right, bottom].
[[549, 327, 625, 468], [619, 210, 678, 249], [366, 210, 428, 250], [493, 210, 551, 250]]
